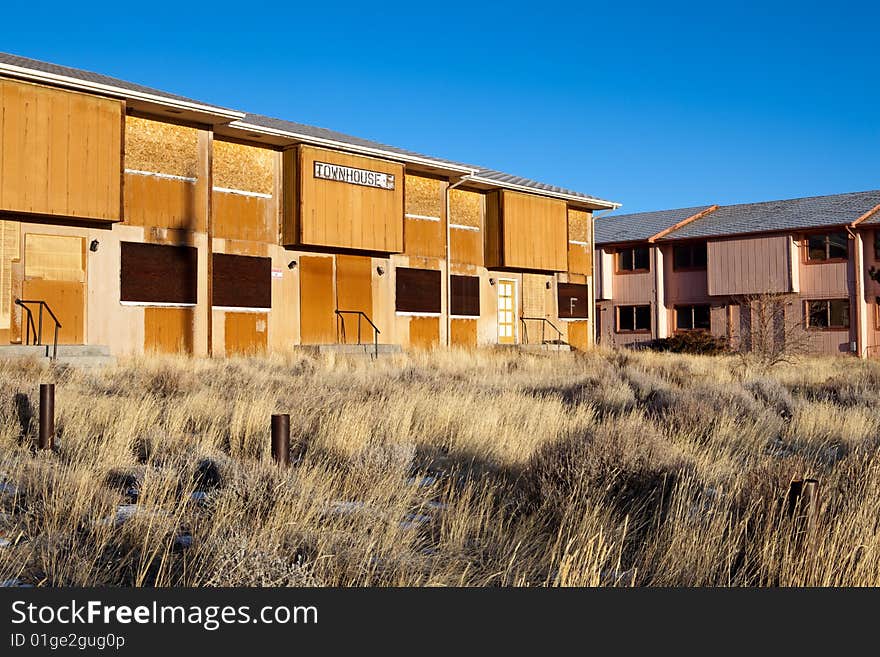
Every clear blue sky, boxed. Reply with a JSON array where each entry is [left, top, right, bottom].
[[2, 1, 877, 213]]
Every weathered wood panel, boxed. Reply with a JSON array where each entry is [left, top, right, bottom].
[[567, 321, 590, 351], [404, 174, 445, 258], [450, 227, 483, 266], [450, 275, 479, 317], [299, 255, 334, 344], [21, 279, 84, 344], [409, 316, 440, 349], [486, 190, 567, 271], [124, 174, 199, 231], [144, 307, 193, 353], [213, 191, 275, 243], [396, 267, 441, 313], [289, 145, 403, 252], [558, 283, 589, 318], [225, 311, 268, 355], [0, 220, 19, 331], [124, 115, 198, 178], [567, 208, 592, 275], [120, 242, 198, 304], [707, 235, 790, 295], [336, 254, 373, 344], [404, 217, 445, 258], [213, 140, 274, 195], [450, 318, 477, 348], [0, 79, 122, 221]]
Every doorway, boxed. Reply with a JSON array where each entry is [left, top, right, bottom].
[[497, 278, 516, 344]]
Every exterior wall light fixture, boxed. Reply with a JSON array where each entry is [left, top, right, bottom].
[[377, 266, 385, 276], [89, 239, 99, 252], [287, 260, 297, 269], [489, 278, 496, 286]]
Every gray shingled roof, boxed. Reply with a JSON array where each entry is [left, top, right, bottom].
[[666, 190, 880, 240], [595, 206, 712, 245], [0, 51, 240, 114], [240, 113, 475, 172], [0, 52, 616, 206]]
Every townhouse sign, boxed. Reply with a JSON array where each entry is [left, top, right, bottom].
[[313, 161, 396, 190]]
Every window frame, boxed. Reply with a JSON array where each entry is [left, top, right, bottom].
[[615, 245, 651, 274], [805, 298, 850, 331], [674, 304, 711, 332], [672, 242, 708, 272], [803, 231, 849, 264], [615, 304, 652, 334]]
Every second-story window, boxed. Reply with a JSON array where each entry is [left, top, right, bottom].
[[672, 242, 707, 270], [617, 246, 650, 273], [806, 231, 848, 262], [874, 232, 880, 260]]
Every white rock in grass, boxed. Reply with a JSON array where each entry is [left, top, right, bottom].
[[327, 500, 367, 516], [0, 579, 31, 588], [0, 538, 11, 548], [190, 491, 209, 505]]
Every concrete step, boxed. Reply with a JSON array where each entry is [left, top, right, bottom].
[[0, 344, 115, 367], [300, 344, 403, 356]]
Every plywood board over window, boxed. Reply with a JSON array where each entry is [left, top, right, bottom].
[[212, 253, 271, 309], [404, 173, 446, 259], [124, 116, 199, 179], [567, 208, 592, 275], [23, 234, 86, 345], [0, 79, 122, 221], [396, 268, 441, 314], [486, 190, 568, 272], [225, 312, 268, 355], [0, 220, 21, 331], [120, 242, 197, 305]]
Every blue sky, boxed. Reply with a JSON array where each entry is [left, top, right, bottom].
[[2, 1, 877, 213]]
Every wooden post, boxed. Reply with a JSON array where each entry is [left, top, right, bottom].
[[271, 414, 290, 467], [38, 383, 54, 451]]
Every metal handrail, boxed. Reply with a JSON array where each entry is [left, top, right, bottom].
[[520, 316, 567, 348], [15, 299, 62, 360], [335, 309, 380, 358]]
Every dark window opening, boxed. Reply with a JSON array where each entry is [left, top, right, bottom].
[[617, 305, 651, 332], [213, 253, 272, 309], [675, 304, 711, 331], [617, 246, 650, 272], [806, 299, 849, 329], [807, 232, 849, 261], [673, 242, 707, 270]]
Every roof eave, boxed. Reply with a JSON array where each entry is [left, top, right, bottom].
[[226, 120, 477, 175], [468, 175, 620, 210], [0, 62, 245, 124]]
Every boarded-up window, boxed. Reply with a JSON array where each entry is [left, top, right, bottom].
[[120, 242, 197, 304], [396, 268, 441, 313], [0, 221, 20, 329], [213, 253, 271, 309], [558, 283, 589, 319], [451, 275, 480, 317], [25, 234, 85, 282]]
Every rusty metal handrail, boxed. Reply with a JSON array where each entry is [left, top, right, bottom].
[[15, 299, 61, 360], [519, 316, 567, 348], [335, 309, 380, 358]]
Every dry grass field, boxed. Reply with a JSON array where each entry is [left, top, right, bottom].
[[1, 347, 880, 587]]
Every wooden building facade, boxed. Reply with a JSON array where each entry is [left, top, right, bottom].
[[0, 54, 616, 356]]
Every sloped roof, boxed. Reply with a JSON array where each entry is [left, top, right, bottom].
[[666, 190, 880, 240], [0, 52, 617, 207], [594, 206, 713, 245]]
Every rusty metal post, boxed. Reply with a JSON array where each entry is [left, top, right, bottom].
[[786, 476, 804, 518], [38, 383, 55, 451], [801, 478, 820, 532], [271, 414, 290, 467]]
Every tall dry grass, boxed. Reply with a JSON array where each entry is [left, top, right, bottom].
[[2, 347, 880, 586]]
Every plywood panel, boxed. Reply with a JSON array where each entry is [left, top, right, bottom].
[[21, 279, 84, 344], [124, 115, 198, 178], [567, 209, 592, 277], [225, 312, 268, 355], [120, 242, 198, 304], [567, 321, 589, 351], [292, 146, 403, 252], [450, 318, 477, 348], [336, 254, 373, 344], [499, 191, 568, 272], [213, 140, 274, 195], [299, 255, 335, 343], [25, 234, 85, 282], [0, 79, 122, 221], [213, 253, 271, 308], [404, 217, 445, 258], [124, 174, 199, 231], [213, 191, 275, 243], [0, 220, 20, 330], [449, 188, 482, 228], [144, 307, 193, 354], [409, 316, 439, 350], [451, 227, 483, 266]]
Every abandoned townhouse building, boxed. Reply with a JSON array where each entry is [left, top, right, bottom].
[[0, 52, 619, 359], [594, 190, 880, 357]]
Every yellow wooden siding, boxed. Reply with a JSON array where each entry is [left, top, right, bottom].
[[486, 190, 568, 271], [24, 234, 85, 282], [299, 255, 335, 344], [213, 192, 275, 243], [567, 321, 590, 351], [450, 318, 477, 348], [0, 79, 122, 221], [21, 279, 84, 344], [409, 316, 440, 349], [124, 173, 200, 231], [335, 255, 373, 344]]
